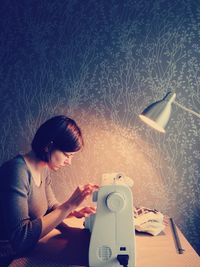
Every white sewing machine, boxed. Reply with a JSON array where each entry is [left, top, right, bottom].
[[84, 173, 136, 267]]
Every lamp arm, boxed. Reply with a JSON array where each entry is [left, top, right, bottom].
[[173, 100, 200, 119]]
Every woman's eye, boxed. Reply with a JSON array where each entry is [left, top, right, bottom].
[[63, 152, 74, 158], [63, 152, 72, 158]]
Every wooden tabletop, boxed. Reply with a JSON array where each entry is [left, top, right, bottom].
[[135, 222, 200, 267], [10, 217, 200, 267]]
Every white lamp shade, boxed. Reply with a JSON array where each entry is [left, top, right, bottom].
[[139, 92, 176, 133]]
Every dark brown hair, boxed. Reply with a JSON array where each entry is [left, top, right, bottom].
[[31, 115, 83, 162]]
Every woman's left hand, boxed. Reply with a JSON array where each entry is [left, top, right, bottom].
[[68, 206, 96, 219]]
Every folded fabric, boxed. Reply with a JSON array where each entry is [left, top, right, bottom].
[[133, 206, 165, 236]]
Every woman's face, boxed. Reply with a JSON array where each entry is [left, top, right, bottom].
[[48, 150, 77, 171]]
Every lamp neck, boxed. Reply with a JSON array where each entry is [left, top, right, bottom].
[[173, 101, 200, 119]]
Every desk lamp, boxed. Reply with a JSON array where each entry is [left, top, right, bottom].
[[139, 92, 200, 132]]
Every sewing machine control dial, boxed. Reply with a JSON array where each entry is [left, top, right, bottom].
[[106, 192, 125, 212]]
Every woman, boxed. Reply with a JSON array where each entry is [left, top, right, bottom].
[[0, 115, 98, 266]]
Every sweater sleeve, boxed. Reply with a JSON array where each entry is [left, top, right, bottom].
[[0, 161, 42, 255]]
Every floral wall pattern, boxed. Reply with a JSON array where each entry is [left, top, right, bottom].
[[0, 0, 199, 255]]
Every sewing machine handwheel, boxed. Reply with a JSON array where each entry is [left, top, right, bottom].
[[106, 192, 125, 212]]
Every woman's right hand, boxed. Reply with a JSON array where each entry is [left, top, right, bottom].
[[40, 184, 99, 240], [64, 183, 99, 211]]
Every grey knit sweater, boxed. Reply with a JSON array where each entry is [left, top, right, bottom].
[[0, 155, 59, 257]]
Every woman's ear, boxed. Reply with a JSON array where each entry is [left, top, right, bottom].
[[44, 141, 54, 152], [43, 141, 54, 162], [44, 146, 49, 152]]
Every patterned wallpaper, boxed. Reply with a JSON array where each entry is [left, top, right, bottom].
[[0, 0, 199, 255]]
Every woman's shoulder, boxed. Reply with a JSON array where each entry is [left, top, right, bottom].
[[0, 155, 31, 188], [0, 154, 27, 170]]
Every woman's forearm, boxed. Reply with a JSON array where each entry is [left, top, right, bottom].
[[40, 202, 74, 239], [40, 184, 98, 239]]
